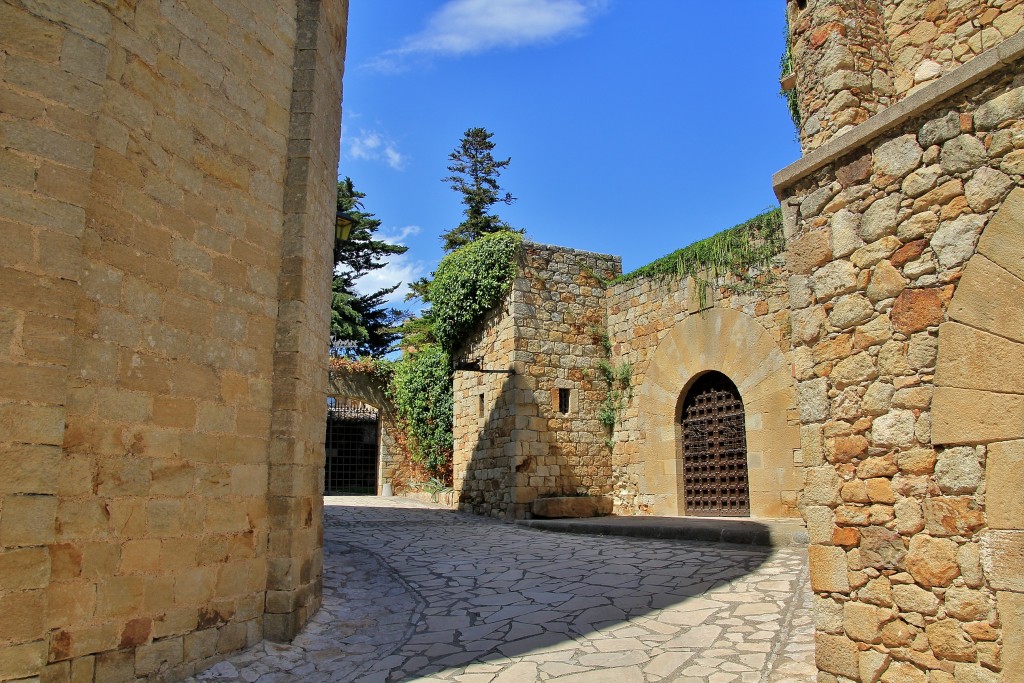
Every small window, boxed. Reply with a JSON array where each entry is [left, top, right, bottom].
[[558, 388, 570, 414], [478, 393, 485, 417]]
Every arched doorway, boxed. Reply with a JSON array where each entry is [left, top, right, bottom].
[[679, 371, 750, 517]]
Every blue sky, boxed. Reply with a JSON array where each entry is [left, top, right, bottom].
[[339, 0, 801, 303]]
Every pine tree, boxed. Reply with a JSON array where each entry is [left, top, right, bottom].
[[331, 178, 409, 357], [440, 127, 518, 252]]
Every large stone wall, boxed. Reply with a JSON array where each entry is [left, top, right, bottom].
[[790, 0, 1023, 152], [453, 243, 620, 519], [606, 275, 803, 518], [777, 32, 1024, 683], [0, 2, 346, 680]]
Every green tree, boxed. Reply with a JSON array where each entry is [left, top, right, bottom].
[[331, 178, 409, 357], [440, 127, 519, 252]]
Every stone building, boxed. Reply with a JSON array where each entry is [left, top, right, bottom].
[[454, 1, 1024, 680], [1, 2, 348, 680]]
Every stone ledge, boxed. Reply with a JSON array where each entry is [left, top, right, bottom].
[[773, 29, 1024, 199], [516, 515, 808, 548]]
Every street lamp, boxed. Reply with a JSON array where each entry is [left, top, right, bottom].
[[334, 210, 354, 262]]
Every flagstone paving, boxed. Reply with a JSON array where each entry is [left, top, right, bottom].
[[189, 496, 816, 683]]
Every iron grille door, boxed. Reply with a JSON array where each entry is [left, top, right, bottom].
[[325, 406, 379, 495], [680, 372, 750, 516]]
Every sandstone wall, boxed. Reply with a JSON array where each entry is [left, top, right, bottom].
[[775, 37, 1024, 682], [606, 269, 803, 518], [0, 2, 346, 680], [789, 0, 1023, 152], [452, 243, 620, 520]]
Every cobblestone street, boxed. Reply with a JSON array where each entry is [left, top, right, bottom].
[[191, 497, 815, 683]]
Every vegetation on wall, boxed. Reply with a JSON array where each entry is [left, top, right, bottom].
[[614, 207, 785, 308], [390, 345, 454, 472], [430, 231, 523, 352], [780, 11, 801, 133]]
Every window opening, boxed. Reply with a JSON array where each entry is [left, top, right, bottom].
[[558, 388, 570, 414], [478, 393, 485, 417]]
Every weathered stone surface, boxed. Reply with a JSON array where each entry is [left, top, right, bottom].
[[890, 239, 928, 268], [829, 295, 875, 330], [919, 111, 961, 148], [873, 134, 922, 180], [859, 526, 906, 570], [951, 663, 999, 683], [912, 179, 963, 214], [947, 254, 1024, 344], [859, 649, 890, 683], [892, 584, 939, 615], [861, 194, 901, 242], [830, 353, 877, 387], [894, 498, 925, 535], [861, 382, 894, 416], [923, 497, 985, 536], [983, 530, 1024, 592], [940, 135, 988, 174], [802, 465, 841, 507], [974, 86, 1024, 130], [854, 315, 892, 350], [812, 260, 859, 300], [787, 229, 833, 275], [852, 236, 902, 269], [809, 545, 850, 593], [844, 601, 893, 644], [880, 660, 927, 683], [932, 387, 1024, 445], [997, 591, 1024, 679], [931, 214, 985, 269], [837, 153, 871, 186], [871, 409, 916, 448], [965, 167, 1013, 213], [906, 535, 960, 588], [936, 323, 1024, 395], [898, 211, 939, 241], [976, 187, 1024, 282], [891, 288, 945, 334], [797, 378, 830, 423], [831, 209, 865, 258], [801, 185, 839, 220], [896, 448, 936, 475], [815, 595, 844, 633], [926, 619, 976, 662], [902, 164, 942, 198], [957, 543, 984, 589], [987, 440, 1024, 530], [944, 586, 991, 622], [934, 446, 982, 494], [792, 306, 828, 344], [815, 633, 859, 680], [866, 260, 907, 301]]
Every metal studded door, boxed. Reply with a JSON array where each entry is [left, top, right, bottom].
[[680, 372, 750, 516], [325, 405, 379, 495]]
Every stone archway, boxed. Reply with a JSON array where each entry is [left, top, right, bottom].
[[638, 307, 801, 517], [327, 369, 400, 495]]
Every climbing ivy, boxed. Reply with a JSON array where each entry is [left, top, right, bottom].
[[613, 208, 785, 308], [391, 345, 454, 472], [429, 231, 523, 352], [780, 11, 801, 133]]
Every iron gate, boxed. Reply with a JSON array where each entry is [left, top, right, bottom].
[[680, 372, 750, 516], [325, 405, 379, 495]]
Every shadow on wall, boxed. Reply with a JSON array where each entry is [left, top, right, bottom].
[[457, 372, 592, 520]]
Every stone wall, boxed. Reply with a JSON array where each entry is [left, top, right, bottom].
[[776, 34, 1024, 683], [0, 2, 347, 680], [790, 0, 1023, 152], [606, 268, 803, 518], [452, 243, 620, 520]]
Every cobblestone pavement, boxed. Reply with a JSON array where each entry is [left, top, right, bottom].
[[190, 497, 816, 683]]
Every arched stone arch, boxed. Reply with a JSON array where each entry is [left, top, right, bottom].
[[637, 307, 801, 517]]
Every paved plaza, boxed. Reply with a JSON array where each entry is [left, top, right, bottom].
[[190, 497, 815, 683]]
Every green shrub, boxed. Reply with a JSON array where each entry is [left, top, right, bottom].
[[391, 345, 454, 471]]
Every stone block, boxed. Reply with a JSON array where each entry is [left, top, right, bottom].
[[983, 530, 1024, 592], [809, 544, 850, 593], [987, 440, 1024, 530], [926, 619, 976, 662], [892, 288, 946, 334], [0, 639, 46, 680], [815, 633, 859, 680], [94, 650, 135, 683], [844, 601, 893, 644], [977, 187, 1024, 282], [936, 322, 1024, 395], [135, 637, 183, 676], [906, 535, 960, 588], [786, 230, 832, 275], [0, 494, 57, 546], [0, 547, 50, 591], [892, 584, 939, 615], [932, 387, 1024, 445], [947, 255, 1024, 345]]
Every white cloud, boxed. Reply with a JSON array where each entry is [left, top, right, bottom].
[[351, 225, 426, 304], [343, 129, 407, 170], [370, 0, 607, 70]]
